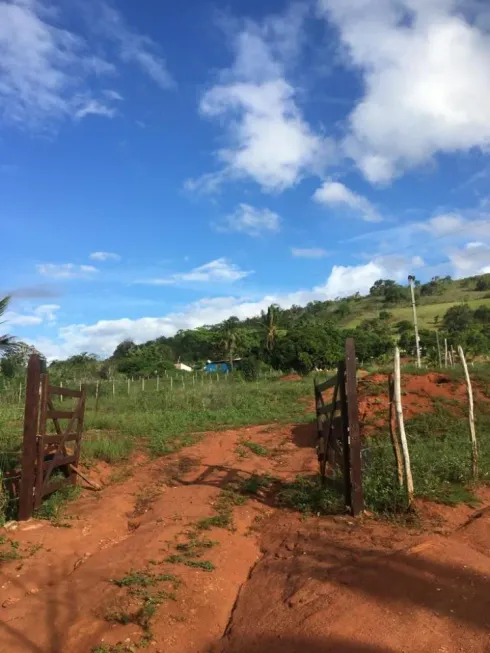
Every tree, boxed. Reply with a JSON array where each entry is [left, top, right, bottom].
[[112, 339, 136, 359], [476, 275, 490, 291], [443, 304, 474, 335], [259, 304, 282, 353], [219, 317, 242, 371], [0, 296, 18, 356]]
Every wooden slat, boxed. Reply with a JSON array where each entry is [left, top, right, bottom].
[[345, 338, 364, 517], [46, 410, 76, 420], [43, 454, 76, 471], [42, 433, 79, 446], [317, 400, 341, 415], [19, 355, 41, 521], [42, 401, 81, 493], [48, 385, 82, 398], [35, 374, 49, 509], [41, 478, 69, 498], [316, 375, 337, 393]]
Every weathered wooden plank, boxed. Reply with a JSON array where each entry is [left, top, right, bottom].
[[19, 355, 41, 520], [46, 410, 76, 420], [48, 385, 82, 398], [43, 454, 76, 471], [35, 374, 49, 509], [317, 400, 341, 415], [345, 337, 364, 517], [41, 478, 69, 498], [72, 386, 86, 486], [316, 375, 337, 393], [42, 401, 81, 492], [42, 433, 79, 445]]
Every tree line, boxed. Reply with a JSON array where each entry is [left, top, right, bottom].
[[1, 272, 490, 380]]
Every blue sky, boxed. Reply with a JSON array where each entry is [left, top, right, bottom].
[[1, 0, 490, 359]]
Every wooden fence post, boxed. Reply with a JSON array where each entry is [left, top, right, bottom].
[[444, 338, 448, 367], [19, 354, 41, 521], [344, 338, 364, 516], [157, 375, 160, 391], [95, 381, 100, 413], [435, 331, 442, 368], [394, 347, 414, 507], [458, 346, 478, 478], [389, 376, 404, 488], [127, 378, 130, 395]]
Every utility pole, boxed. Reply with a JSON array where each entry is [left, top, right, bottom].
[[408, 275, 421, 368]]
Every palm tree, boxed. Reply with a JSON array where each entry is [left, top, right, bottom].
[[219, 317, 241, 371], [260, 304, 281, 352], [0, 296, 18, 355]]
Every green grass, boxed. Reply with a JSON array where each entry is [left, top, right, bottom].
[[33, 484, 81, 523], [239, 473, 274, 495], [241, 440, 270, 457], [165, 554, 215, 571]]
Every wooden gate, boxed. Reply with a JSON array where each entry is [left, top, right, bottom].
[[314, 338, 363, 516], [18, 354, 86, 520]]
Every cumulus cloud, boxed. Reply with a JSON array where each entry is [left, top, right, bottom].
[[31, 255, 413, 359], [318, 0, 490, 183], [37, 263, 99, 279], [313, 180, 381, 222], [187, 6, 331, 193], [220, 204, 280, 236], [4, 303, 60, 327], [291, 248, 329, 258], [89, 251, 121, 262], [137, 258, 252, 285], [449, 242, 490, 277]]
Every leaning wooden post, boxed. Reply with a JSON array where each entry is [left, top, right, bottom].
[[19, 354, 41, 521], [389, 375, 404, 488], [344, 338, 364, 516], [458, 345, 478, 479], [394, 347, 414, 508]]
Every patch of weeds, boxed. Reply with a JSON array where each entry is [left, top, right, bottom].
[[34, 484, 81, 523], [165, 554, 215, 572], [235, 444, 249, 459], [195, 489, 246, 531], [239, 473, 274, 495], [242, 440, 270, 457], [0, 538, 22, 562], [164, 456, 200, 484], [111, 570, 179, 589], [278, 475, 344, 515], [131, 486, 160, 517], [108, 467, 133, 485], [176, 536, 218, 554], [84, 434, 134, 464]]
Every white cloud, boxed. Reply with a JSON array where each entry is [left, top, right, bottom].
[[4, 303, 60, 327], [0, 0, 115, 128], [33, 303, 60, 323], [318, 0, 490, 183], [3, 311, 42, 327], [74, 99, 116, 120], [449, 242, 490, 277], [138, 258, 252, 286], [188, 7, 330, 193], [0, 0, 172, 130], [37, 263, 99, 279], [98, 3, 173, 89], [220, 204, 280, 236], [31, 254, 414, 359], [291, 247, 329, 258], [103, 89, 124, 101], [89, 251, 121, 262], [313, 180, 381, 222]]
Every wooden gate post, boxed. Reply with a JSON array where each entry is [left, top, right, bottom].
[[18, 354, 41, 521], [344, 338, 364, 516]]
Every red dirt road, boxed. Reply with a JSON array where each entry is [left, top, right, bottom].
[[1, 416, 490, 653]]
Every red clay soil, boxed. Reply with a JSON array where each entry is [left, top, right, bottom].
[[280, 374, 302, 382], [1, 417, 490, 653], [358, 372, 490, 435]]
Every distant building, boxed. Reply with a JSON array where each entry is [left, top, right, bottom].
[[174, 362, 193, 372], [204, 358, 242, 373]]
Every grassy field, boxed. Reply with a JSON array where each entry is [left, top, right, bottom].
[[1, 366, 490, 523]]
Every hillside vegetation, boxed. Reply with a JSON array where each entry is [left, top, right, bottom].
[[1, 273, 490, 383]]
